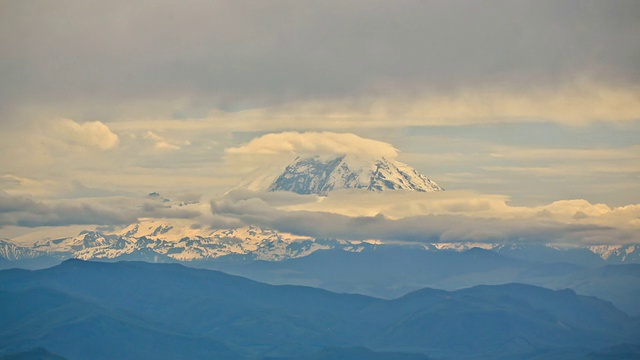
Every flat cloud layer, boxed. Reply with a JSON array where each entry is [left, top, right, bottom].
[[0, 191, 136, 227], [211, 189, 640, 245], [196, 82, 640, 131], [0, 191, 200, 228], [226, 131, 399, 158], [2, 0, 639, 113]]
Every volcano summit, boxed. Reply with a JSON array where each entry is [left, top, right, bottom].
[[267, 154, 443, 195]]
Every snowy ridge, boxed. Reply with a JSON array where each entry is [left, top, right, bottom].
[[267, 154, 443, 195], [432, 241, 640, 264], [26, 220, 358, 262], [433, 242, 498, 251], [0, 239, 49, 261], [589, 244, 639, 263], [3, 230, 640, 264]]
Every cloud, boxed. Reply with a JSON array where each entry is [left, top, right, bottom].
[[0, 175, 60, 198], [399, 81, 640, 125], [0, 191, 203, 228], [0, 175, 130, 200], [139, 196, 202, 219], [202, 81, 640, 130], [0, 191, 136, 227], [0, 192, 40, 214], [211, 195, 619, 245], [0, 1, 637, 242], [142, 131, 190, 151], [83, 81, 640, 143], [226, 131, 399, 158], [56, 118, 119, 150], [210, 189, 640, 245], [2, 1, 639, 115]]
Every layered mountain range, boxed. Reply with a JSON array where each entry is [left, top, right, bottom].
[[0, 221, 364, 263], [4, 222, 640, 317], [2, 153, 640, 359], [2, 153, 640, 319], [1, 260, 638, 360]]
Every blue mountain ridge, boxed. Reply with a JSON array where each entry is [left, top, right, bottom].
[[1, 260, 638, 360]]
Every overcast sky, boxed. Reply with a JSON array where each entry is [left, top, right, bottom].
[[1, 0, 639, 244]]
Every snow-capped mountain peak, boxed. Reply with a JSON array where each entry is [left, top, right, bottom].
[[22, 219, 347, 262], [267, 154, 443, 195], [0, 239, 47, 261]]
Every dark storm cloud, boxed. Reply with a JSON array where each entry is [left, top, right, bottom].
[[1, 0, 638, 114]]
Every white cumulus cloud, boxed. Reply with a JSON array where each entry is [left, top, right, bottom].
[[57, 118, 119, 150]]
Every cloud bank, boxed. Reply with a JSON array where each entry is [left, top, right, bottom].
[[2, 1, 639, 114], [211, 189, 640, 246], [226, 131, 399, 158], [0, 191, 200, 228], [206, 82, 640, 130], [0, 191, 135, 227]]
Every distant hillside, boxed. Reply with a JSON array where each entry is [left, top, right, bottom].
[[213, 246, 640, 316], [0, 348, 66, 360], [1, 260, 638, 359]]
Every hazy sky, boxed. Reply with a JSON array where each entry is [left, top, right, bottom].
[[1, 0, 639, 245]]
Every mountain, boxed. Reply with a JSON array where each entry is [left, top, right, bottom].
[[4, 224, 640, 319], [267, 347, 431, 360], [372, 283, 639, 359], [586, 343, 640, 359], [217, 246, 525, 298], [18, 219, 376, 262], [0, 286, 238, 360], [589, 244, 640, 263], [0, 348, 67, 360], [436, 242, 640, 266], [492, 243, 606, 267], [3, 229, 640, 318], [0, 240, 61, 270], [1, 260, 638, 359], [5, 226, 640, 268], [216, 246, 640, 316], [21, 220, 368, 263], [0, 240, 48, 261], [267, 154, 443, 195]]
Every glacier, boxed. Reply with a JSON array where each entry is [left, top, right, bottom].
[[267, 154, 443, 195]]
